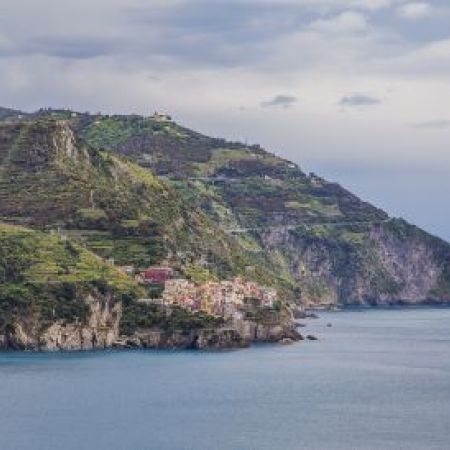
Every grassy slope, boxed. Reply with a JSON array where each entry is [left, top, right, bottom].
[[0, 222, 142, 333], [0, 222, 225, 336], [76, 113, 387, 227]]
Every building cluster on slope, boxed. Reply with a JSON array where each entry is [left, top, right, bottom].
[[122, 265, 278, 318], [162, 277, 277, 318]]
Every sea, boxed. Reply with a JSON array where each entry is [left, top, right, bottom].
[[1, 307, 450, 450]]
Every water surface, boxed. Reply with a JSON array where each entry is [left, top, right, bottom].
[[1, 307, 450, 450]]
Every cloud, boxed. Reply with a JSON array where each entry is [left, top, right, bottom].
[[339, 94, 380, 106], [261, 95, 298, 108], [123, 1, 308, 69], [235, 0, 392, 11], [412, 120, 450, 129], [309, 11, 368, 34], [390, 38, 450, 75], [29, 36, 118, 59], [354, 0, 391, 9], [398, 2, 431, 20]]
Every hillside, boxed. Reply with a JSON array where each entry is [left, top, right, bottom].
[[0, 221, 139, 349], [1, 222, 258, 350], [1, 108, 450, 306], [0, 117, 297, 297]]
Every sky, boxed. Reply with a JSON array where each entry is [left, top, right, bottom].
[[1, 0, 449, 240]]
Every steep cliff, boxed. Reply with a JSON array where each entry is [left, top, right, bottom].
[[262, 219, 450, 305]]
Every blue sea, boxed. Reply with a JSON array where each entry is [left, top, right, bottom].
[[1, 307, 450, 450]]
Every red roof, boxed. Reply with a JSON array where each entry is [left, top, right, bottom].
[[142, 268, 173, 283]]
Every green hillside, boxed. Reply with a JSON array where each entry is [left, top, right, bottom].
[[0, 117, 296, 298], [0, 221, 141, 334], [0, 222, 226, 340], [1, 108, 450, 305]]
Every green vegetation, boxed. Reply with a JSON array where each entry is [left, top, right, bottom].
[[1, 109, 450, 310], [0, 117, 299, 301], [0, 222, 143, 333], [384, 217, 427, 241], [184, 265, 218, 284], [82, 116, 184, 150], [0, 120, 181, 265], [120, 302, 224, 335]]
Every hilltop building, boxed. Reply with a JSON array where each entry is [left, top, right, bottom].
[[150, 112, 172, 122]]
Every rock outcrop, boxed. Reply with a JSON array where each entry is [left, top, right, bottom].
[[1, 295, 301, 352], [231, 307, 302, 343], [261, 220, 450, 306], [2, 294, 122, 351], [111, 305, 302, 351], [115, 328, 249, 350]]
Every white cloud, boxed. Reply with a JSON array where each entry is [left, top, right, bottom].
[[309, 11, 368, 34], [412, 119, 450, 129], [390, 38, 450, 74], [342, 0, 391, 10], [398, 2, 431, 20], [241, 0, 392, 11]]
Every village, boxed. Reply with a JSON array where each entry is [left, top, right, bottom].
[[118, 265, 278, 319]]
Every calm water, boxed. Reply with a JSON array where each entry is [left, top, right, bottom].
[[1, 308, 450, 450]]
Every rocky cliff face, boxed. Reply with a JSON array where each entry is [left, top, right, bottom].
[[2, 294, 122, 351], [230, 306, 301, 342], [262, 220, 450, 305], [115, 314, 301, 351], [115, 328, 248, 350], [2, 300, 301, 351]]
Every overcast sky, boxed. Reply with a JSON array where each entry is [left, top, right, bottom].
[[1, 0, 449, 239]]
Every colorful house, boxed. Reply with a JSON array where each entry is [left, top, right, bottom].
[[160, 276, 279, 316]]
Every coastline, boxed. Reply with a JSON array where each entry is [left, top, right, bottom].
[[3, 303, 450, 353], [0, 317, 303, 353], [306, 302, 450, 313]]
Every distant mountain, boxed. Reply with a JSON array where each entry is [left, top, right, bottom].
[[0, 106, 25, 119], [1, 108, 450, 307]]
